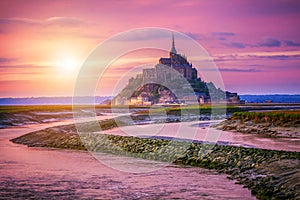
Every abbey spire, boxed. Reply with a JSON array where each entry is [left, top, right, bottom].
[[170, 33, 177, 54]]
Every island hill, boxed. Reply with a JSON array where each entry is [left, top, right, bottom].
[[113, 35, 243, 106]]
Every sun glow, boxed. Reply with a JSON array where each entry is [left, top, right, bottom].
[[60, 57, 76, 71], [54, 54, 81, 75]]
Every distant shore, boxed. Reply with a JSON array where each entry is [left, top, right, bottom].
[[1, 93, 300, 105]]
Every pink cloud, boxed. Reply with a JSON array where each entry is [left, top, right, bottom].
[[0, 0, 299, 96]]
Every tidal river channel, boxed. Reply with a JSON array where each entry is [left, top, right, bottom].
[[0, 120, 256, 199]]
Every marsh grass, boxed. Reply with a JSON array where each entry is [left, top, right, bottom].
[[232, 110, 300, 126]]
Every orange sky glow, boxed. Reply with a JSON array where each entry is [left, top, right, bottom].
[[0, 0, 300, 97]]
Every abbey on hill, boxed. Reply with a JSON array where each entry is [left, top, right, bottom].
[[113, 35, 242, 106], [143, 34, 198, 84]]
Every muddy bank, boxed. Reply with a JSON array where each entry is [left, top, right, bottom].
[[11, 124, 300, 200], [214, 111, 300, 138], [215, 119, 299, 138]]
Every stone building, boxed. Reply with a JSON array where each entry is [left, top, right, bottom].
[[159, 34, 198, 81], [142, 68, 156, 83], [113, 34, 243, 106], [143, 34, 198, 84]]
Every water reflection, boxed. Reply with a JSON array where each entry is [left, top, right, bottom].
[[0, 123, 255, 199]]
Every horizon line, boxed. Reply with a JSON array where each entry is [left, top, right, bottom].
[[1, 94, 300, 99]]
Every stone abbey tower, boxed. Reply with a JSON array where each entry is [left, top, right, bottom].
[[143, 34, 198, 84]]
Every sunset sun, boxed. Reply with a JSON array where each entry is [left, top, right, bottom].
[[61, 57, 76, 70], [57, 56, 78, 73]]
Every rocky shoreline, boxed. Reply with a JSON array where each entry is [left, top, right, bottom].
[[214, 111, 300, 138], [11, 120, 300, 200]]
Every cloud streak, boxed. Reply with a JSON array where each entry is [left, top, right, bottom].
[[0, 17, 91, 27], [0, 64, 54, 69], [113, 29, 172, 41], [213, 51, 300, 62], [219, 68, 261, 72], [183, 32, 204, 40], [212, 32, 236, 41], [219, 37, 296, 49], [258, 38, 281, 47], [248, 54, 300, 60], [212, 32, 235, 37], [0, 58, 17, 63], [202, 67, 262, 72], [223, 42, 246, 49], [284, 40, 300, 47]]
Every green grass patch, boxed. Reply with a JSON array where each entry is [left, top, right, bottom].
[[231, 110, 300, 126], [134, 105, 241, 116]]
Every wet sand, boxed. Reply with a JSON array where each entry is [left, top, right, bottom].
[[0, 123, 255, 199]]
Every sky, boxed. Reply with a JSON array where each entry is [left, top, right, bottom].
[[0, 0, 300, 97]]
